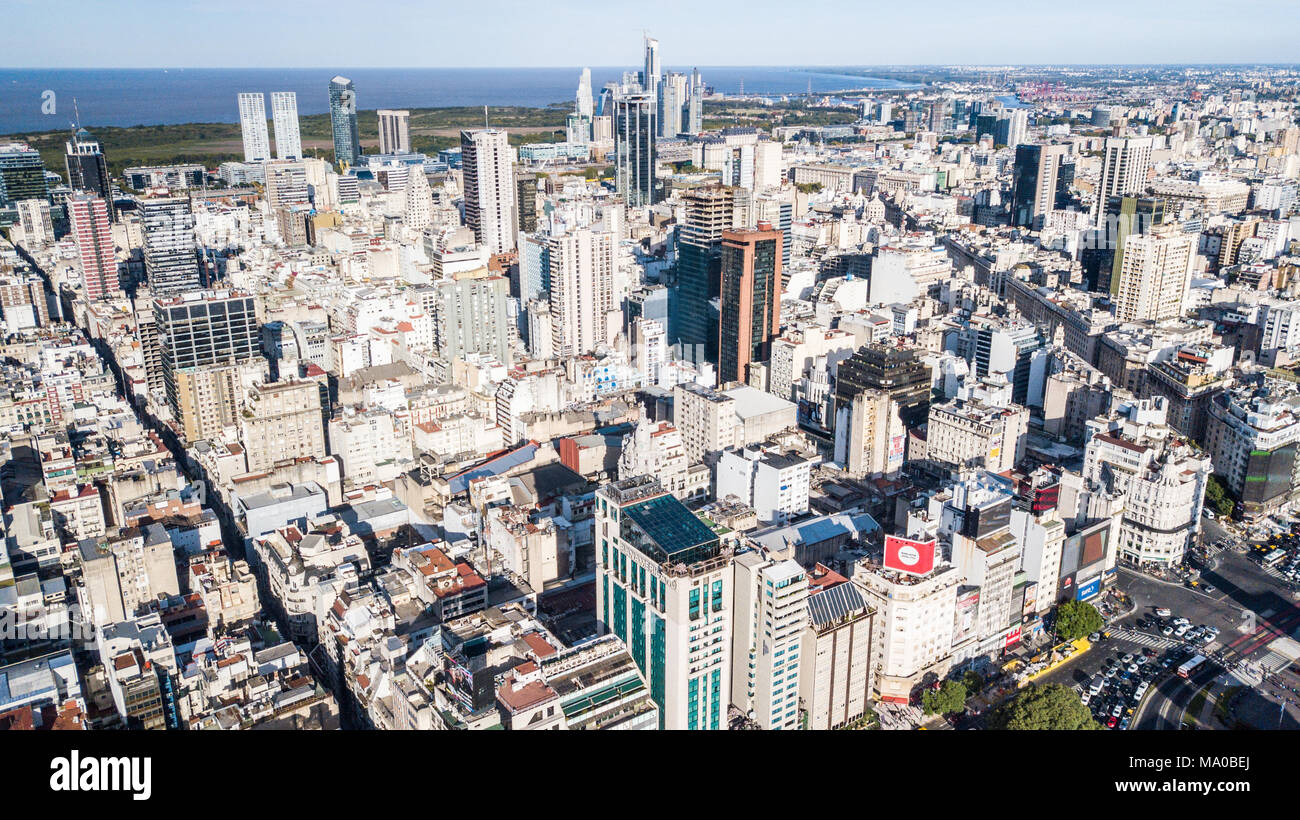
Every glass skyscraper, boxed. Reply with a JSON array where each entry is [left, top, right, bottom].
[[614, 92, 657, 209], [329, 76, 360, 169]]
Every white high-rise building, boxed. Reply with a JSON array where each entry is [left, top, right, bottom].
[[595, 476, 734, 730], [270, 92, 302, 160], [404, 167, 432, 233], [731, 552, 807, 730], [642, 35, 660, 97], [237, 93, 271, 163], [1093, 136, 1155, 225], [460, 129, 516, 254], [377, 110, 411, 155], [576, 68, 593, 120], [1112, 226, 1194, 323], [548, 229, 614, 357]]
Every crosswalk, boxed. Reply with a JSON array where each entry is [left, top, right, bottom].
[[1110, 628, 1180, 650], [1259, 651, 1294, 674]]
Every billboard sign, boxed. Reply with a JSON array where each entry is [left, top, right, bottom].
[[1076, 575, 1101, 602], [1004, 626, 1023, 648], [884, 535, 937, 576]]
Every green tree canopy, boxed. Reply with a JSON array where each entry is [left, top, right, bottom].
[[1204, 475, 1234, 518], [991, 683, 1101, 730], [1054, 600, 1104, 642], [922, 679, 968, 716]]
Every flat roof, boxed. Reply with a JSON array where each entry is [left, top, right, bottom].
[[723, 385, 796, 420]]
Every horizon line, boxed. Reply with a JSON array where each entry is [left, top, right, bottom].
[[4, 62, 1300, 70]]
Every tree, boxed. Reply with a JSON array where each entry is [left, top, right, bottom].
[[1054, 600, 1103, 642], [922, 679, 968, 715], [1204, 474, 1235, 518], [990, 683, 1101, 730], [962, 669, 985, 697]]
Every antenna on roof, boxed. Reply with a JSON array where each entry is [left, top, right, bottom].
[[484, 105, 489, 129]]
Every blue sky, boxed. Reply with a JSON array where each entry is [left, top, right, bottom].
[[3, 0, 1297, 67]]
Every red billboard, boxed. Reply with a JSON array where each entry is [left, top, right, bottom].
[[1004, 626, 1023, 648], [883, 535, 937, 576]]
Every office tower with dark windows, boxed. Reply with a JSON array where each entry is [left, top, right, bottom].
[[156, 290, 261, 442], [237, 93, 271, 162], [1011, 143, 1070, 229], [271, 92, 302, 160], [513, 171, 538, 236], [329, 76, 361, 169], [65, 128, 114, 221], [595, 475, 733, 730], [834, 342, 932, 429], [377, 109, 411, 155], [718, 225, 782, 385], [460, 129, 517, 254], [673, 185, 735, 365], [1083, 195, 1167, 293], [68, 194, 117, 300], [614, 92, 657, 208], [0, 142, 48, 210], [140, 196, 201, 296]]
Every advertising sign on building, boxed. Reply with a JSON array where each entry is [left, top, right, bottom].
[[883, 534, 937, 576], [1076, 574, 1101, 601], [1004, 625, 1023, 648]]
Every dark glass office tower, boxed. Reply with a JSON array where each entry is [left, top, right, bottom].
[[1084, 195, 1166, 294], [0, 143, 49, 210], [614, 91, 656, 208], [718, 226, 782, 385], [673, 185, 734, 365], [514, 171, 538, 235], [65, 128, 115, 221], [1010, 143, 1068, 229], [329, 76, 360, 169], [834, 343, 932, 429]]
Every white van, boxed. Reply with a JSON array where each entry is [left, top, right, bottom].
[[1089, 676, 1105, 695]]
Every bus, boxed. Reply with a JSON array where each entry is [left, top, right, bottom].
[[1177, 655, 1207, 679], [1264, 549, 1288, 568]]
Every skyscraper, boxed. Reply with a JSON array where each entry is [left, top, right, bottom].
[[642, 35, 661, 98], [674, 186, 734, 365], [377, 110, 411, 154], [0, 142, 48, 208], [1093, 136, 1155, 226], [156, 290, 261, 442], [237, 93, 271, 162], [614, 92, 657, 208], [65, 128, 114, 220], [329, 76, 361, 169], [718, 225, 783, 385], [1010, 143, 1070, 229], [576, 68, 593, 120], [1112, 225, 1194, 324], [513, 171, 538, 236], [548, 229, 614, 357], [595, 475, 733, 730], [270, 92, 302, 160], [687, 69, 704, 134], [460, 129, 517, 254], [658, 72, 688, 138], [140, 196, 201, 296], [68, 194, 117, 300]]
